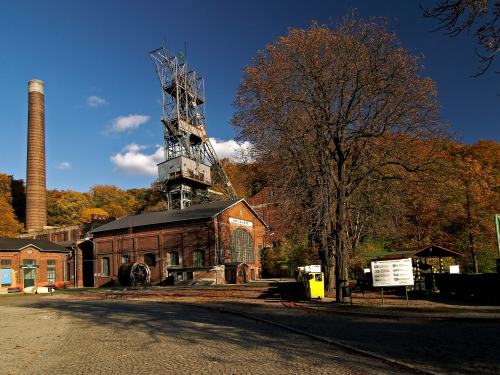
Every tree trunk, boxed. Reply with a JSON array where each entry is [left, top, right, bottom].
[[335, 180, 349, 302], [323, 259, 335, 292], [465, 185, 479, 273]]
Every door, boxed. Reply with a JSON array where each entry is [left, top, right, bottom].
[[24, 268, 35, 288]]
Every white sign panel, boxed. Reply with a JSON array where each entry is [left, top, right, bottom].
[[371, 258, 414, 287], [229, 218, 253, 227]]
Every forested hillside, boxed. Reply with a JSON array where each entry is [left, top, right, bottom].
[[1, 140, 499, 274]]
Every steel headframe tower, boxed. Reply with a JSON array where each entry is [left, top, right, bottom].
[[149, 46, 237, 210]]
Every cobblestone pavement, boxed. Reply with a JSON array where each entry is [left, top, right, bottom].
[[1, 297, 407, 375], [2, 280, 499, 375]]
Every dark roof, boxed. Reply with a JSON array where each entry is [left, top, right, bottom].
[[0, 238, 71, 253], [89, 199, 267, 235], [378, 244, 464, 259]]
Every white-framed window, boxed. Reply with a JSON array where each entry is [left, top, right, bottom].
[[47, 259, 56, 284]]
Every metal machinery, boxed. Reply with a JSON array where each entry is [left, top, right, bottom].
[[149, 46, 237, 210]]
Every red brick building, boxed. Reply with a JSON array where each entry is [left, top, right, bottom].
[[88, 199, 267, 286], [0, 238, 71, 291], [248, 187, 285, 248], [18, 215, 116, 288]]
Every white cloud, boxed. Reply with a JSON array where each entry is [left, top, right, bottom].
[[87, 95, 108, 107], [110, 139, 252, 177], [110, 143, 163, 176], [104, 114, 151, 135], [56, 162, 70, 170], [209, 138, 252, 160]]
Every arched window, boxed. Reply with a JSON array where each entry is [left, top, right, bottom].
[[169, 252, 179, 266], [194, 250, 205, 267], [144, 253, 156, 267], [230, 229, 254, 264]]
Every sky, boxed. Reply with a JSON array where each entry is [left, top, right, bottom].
[[1, 0, 498, 193]]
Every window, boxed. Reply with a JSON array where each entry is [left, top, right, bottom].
[[194, 250, 205, 267], [144, 253, 156, 267], [236, 228, 242, 261], [169, 252, 179, 266], [24, 259, 36, 265], [66, 263, 71, 281], [102, 257, 110, 277], [1, 259, 11, 267], [230, 229, 254, 264], [186, 272, 193, 280], [176, 272, 183, 281], [242, 230, 248, 262], [249, 236, 254, 263], [230, 234, 235, 262], [258, 245, 262, 263], [218, 243, 224, 264], [122, 255, 129, 264], [47, 260, 55, 284]]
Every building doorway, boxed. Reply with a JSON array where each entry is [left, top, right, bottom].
[[24, 268, 35, 288]]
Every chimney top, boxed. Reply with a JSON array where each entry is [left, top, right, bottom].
[[28, 79, 44, 94]]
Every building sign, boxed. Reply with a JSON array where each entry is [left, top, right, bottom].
[[371, 258, 414, 287], [20, 265, 39, 269], [229, 218, 253, 227]]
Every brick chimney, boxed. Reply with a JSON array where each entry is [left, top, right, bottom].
[[26, 79, 47, 231]]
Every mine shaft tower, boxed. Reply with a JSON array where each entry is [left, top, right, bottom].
[[150, 46, 237, 210]]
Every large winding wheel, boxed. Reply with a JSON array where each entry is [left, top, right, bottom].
[[118, 262, 151, 286]]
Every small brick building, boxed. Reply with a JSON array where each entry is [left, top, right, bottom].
[[88, 199, 267, 286], [18, 215, 116, 288], [0, 238, 71, 291]]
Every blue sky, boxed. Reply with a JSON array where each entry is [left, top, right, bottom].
[[1, 0, 498, 193]]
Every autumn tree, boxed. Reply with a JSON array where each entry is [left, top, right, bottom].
[[444, 140, 500, 272], [47, 190, 93, 226], [0, 173, 23, 237], [222, 157, 268, 200], [90, 185, 140, 218], [422, 0, 500, 76], [232, 18, 449, 300]]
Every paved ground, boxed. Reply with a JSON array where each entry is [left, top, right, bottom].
[[1, 298, 405, 375], [1, 280, 499, 375]]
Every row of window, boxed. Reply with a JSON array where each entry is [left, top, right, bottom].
[[101, 250, 207, 277]]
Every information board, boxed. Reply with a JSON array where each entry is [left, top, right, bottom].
[[371, 258, 414, 287]]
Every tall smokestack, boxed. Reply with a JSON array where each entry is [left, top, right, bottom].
[[26, 79, 47, 231]]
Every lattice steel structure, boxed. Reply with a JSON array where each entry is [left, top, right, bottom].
[[150, 46, 237, 210]]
